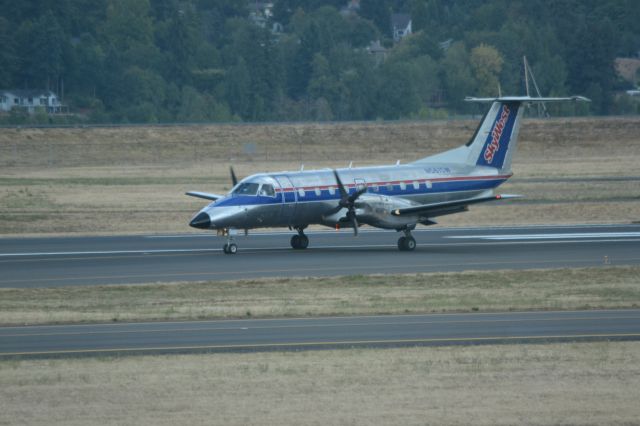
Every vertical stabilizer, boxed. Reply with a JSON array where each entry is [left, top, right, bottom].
[[412, 96, 589, 173]]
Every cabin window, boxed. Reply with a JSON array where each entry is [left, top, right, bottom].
[[386, 183, 394, 192], [371, 184, 379, 192], [413, 181, 420, 190], [426, 181, 432, 189], [259, 184, 275, 197], [232, 182, 259, 196], [400, 182, 406, 190], [298, 188, 305, 197], [328, 187, 336, 195], [314, 188, 321, 196]]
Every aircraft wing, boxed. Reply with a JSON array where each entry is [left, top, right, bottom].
[[185, 191, 224, 201], [390, 194, 522, 218]]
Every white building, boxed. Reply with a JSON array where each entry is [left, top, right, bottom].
[[391, 13, 412, 43], [0, 90, 66, 114]]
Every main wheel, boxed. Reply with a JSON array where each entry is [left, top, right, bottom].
[[291, 234, 300, 249], [291, 234, 309, 250], [404, 236, 416, 251], [397, 236, 407, 251], [397, 236, 416, 251]]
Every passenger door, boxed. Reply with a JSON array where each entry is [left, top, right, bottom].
[[273, 175, 297, 226]]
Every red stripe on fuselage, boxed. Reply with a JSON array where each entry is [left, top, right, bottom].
[[274, 174, 512, 192]]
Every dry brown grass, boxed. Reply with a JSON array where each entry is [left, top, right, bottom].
[[1, 341, 639, 425], [1, 266, 638, 326], [1, 117, 639, 235]]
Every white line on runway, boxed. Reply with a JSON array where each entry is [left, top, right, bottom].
[[447, 232, 640, 240], [145, 224, 639, 239], [2, 238, 640, 258]]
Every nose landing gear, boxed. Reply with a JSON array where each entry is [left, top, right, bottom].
[[220, 228, 238, 254]]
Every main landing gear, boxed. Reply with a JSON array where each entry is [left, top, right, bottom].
[[290, 226, 309, 250], [397, 228, 417, 251]]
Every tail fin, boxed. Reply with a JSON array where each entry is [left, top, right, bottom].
[[412, 96, 589, 173]]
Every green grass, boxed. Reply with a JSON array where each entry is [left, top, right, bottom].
[[1, 266, 638, 326]]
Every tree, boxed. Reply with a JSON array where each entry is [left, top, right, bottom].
[[360, 0, 391, 37], [470, 43, 504, 97], [440, 41, 475, 110], [0, 17, 18, 87], [18, 11, 67, 90], [410, 0, 429, 33]]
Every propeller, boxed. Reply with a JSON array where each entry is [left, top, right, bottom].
[[326, 170, 367, 236], [230, 166, 238, 187]]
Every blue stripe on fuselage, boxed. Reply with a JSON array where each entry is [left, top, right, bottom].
[[213, 177, 508, 207]]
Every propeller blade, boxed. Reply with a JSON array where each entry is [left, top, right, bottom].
[[230, 166, 238, 186], [348, 211, 359, 236], [349, 185, 367, 203], [333, 170, 349, 199]]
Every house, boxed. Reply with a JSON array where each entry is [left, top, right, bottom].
[[248, 1, 273, 28], [366, 40, 387, 65], [391, 13, 412, 43], [0, 89, 66, 114]]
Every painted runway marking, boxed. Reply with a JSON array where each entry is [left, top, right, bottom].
[[448, 232, 640, 241], [3, 333, 640, 357], [3, 237, 640, 258]]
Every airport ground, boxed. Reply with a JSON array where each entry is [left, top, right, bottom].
[[1, 117, 639, 425], [0, 116, 639, 235]]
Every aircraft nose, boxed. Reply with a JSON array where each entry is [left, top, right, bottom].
[[189, 212, 211, 229]]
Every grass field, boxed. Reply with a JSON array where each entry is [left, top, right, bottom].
[[0, 117, 639, 235], [1, 266, 638, 326], [1, 342, 639, 425]]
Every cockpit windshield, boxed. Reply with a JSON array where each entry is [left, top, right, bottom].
[[232, 182, 260, 196]]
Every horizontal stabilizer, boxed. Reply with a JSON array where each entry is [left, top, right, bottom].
[[391, 194, 522, 217], [185, 191, 223, 201], [465, 96, 590, 103]]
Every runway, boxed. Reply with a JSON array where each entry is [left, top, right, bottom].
[[1, 224, 640, 288], [1, 309, 639, 357]]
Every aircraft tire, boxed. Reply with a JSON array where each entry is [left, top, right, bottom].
[[223, 243, 229, 253], [398, 236, 416, 251], [405, 236, 416, 251], [227, 243, 238, 254], [291, 234, 309, 250], [397, 236, 407, 251]]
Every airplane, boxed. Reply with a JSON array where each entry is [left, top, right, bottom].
[[187, 96, 589, 254]]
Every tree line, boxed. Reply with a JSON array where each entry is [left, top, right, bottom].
[[1, 0, 639, 124]]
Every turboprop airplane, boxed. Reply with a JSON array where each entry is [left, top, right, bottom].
[[187, 96, 588, 254]]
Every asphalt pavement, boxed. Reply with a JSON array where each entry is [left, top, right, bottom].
[[2, 309, 639, 357], [1, 224, 639, 288]]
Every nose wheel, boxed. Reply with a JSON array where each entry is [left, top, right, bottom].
[[221, 229, 238, 254], [291, 226, 309, 249]]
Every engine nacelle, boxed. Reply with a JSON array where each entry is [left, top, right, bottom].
[[321, 193, 425, 230]]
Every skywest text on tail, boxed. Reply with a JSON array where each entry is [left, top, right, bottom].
[[187, 96, 589, 254]]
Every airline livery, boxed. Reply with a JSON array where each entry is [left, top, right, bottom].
[[188, 96, 588, 254]]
